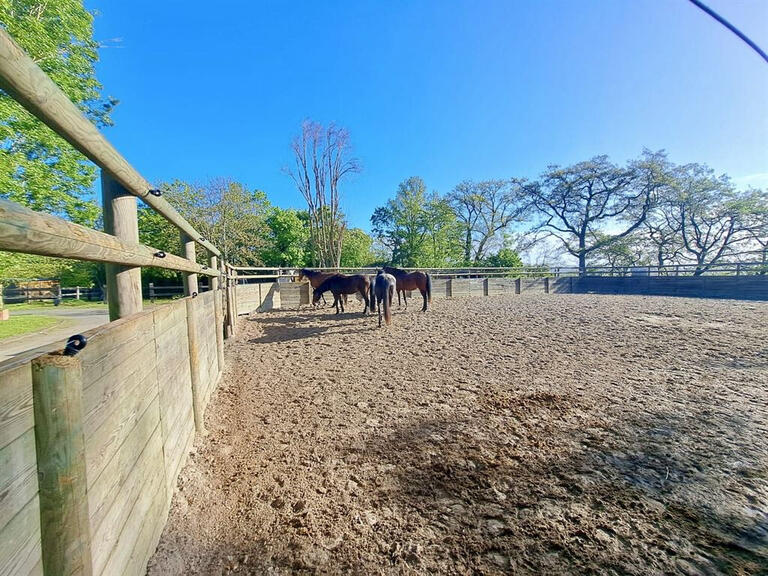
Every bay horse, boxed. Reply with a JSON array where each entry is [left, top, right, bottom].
[[371, 271, 396, 327], [383, 266, 432, 311], [313, 274, 371, 315], [298, 268, 346, 307]]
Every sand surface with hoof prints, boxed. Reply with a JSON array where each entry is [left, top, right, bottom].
[[147, 294, 768, 575]]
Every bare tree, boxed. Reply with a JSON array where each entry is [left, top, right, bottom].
[[527, 151, 669, 275], [286, 121, 360, 267], [448, 179, 529, 264]]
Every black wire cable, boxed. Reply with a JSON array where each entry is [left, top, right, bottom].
[[688, 0, 768, 65]]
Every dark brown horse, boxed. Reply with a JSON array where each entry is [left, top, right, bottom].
[[313, 274, 371, 314], [298, 268, 346, 307], [383, 266, 432, 311]]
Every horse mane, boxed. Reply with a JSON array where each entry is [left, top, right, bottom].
[[383, 265, 406, 276]]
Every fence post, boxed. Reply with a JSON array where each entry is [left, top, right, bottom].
[[483, 278, 489, 296], [515, 278, 521, 295], [149, 282, 155, 303], [75, 286, 80, 300], [231, 267, 239, 320], [544, 277, 550, 294], [185, 298, 206, 435], [180, 233, 199, 296], [736, 263, 741, 276], [101, 170, 142, 320], [223, 263, 234, 338], [210, 255, 225, 374], [31, 353, 93, 576]]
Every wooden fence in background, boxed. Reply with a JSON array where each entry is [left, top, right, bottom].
[[235, 274, 768, 314], [0, 28, 237, 576]]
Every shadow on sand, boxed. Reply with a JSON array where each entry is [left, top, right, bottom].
[[247, 309, 372, 344], [350, 396, 768, 573]]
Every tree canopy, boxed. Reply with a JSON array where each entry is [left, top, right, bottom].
[[0, 0, 116, 225]]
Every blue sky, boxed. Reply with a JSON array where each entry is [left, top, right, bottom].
[[90, 0, 768, 231]]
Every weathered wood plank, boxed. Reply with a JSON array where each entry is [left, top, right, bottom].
[[84, 366, 158, 487], [99, 448, 166, 576], [89, 425, 165, 576], [152, 299, 187, 338], [0, 364, 34, 451], [0, 428, 38, 533], [80, 312, 155, 387], [0, 199, 218, 276], [449, 279, 471, 297], [161, 404, 193, 498], [0, 497, 42, 576], [86, 396, 160, 536], [81, 338, 156, 442]]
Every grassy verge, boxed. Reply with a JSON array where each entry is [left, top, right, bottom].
[[5, 296, 183, 312], [6, 300, 107, 310], [0, 315, 64, 340]]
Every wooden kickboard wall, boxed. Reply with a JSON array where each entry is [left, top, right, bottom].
[[0, 289, 223, 576]]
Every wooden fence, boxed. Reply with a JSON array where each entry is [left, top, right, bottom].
[[236, 273, 768, 314], [0, 28, 236, 576]]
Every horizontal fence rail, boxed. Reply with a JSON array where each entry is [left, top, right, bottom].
[[0, 199, 218, 276], [231, 259, 767, 282]]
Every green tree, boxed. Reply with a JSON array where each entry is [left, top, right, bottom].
[[0, 0, 116, 224], [670, 165, 763, 275], [0, 1, 116, 287], [371, 177, 463, 267], [448, 179, 529, 264], [260, 208, 310, 267], [589, 232, 649, 271], [483, 235, 524, 268], [528, 151, 670, 275], [340, 228, 374, 267]]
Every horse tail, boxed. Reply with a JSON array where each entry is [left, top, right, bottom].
[[426, 273, 432, 304], [383, 283, 392, 325]]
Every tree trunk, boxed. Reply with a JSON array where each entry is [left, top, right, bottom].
[[464, 228, 472, 264]]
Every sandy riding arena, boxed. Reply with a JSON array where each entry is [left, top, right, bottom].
[[147, 294, 768, 575]]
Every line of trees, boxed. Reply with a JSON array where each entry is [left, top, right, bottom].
[[367, 150, 767, 275], [1, 1, 765, 286]]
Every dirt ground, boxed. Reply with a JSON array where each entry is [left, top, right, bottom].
[[147, 294, 768, 575]]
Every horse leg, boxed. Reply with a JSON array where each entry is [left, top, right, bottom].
[[360, 289, 369, 314], [339, 294, 345, 313], [403, 290, 408, 309], [421, 288, 428, 312], [377, 295, 382, 327]]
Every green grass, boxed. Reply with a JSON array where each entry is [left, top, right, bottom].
[[5, 299, 107, 310], [0, 315, 64, 340], [4, 296, 183, 312]]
